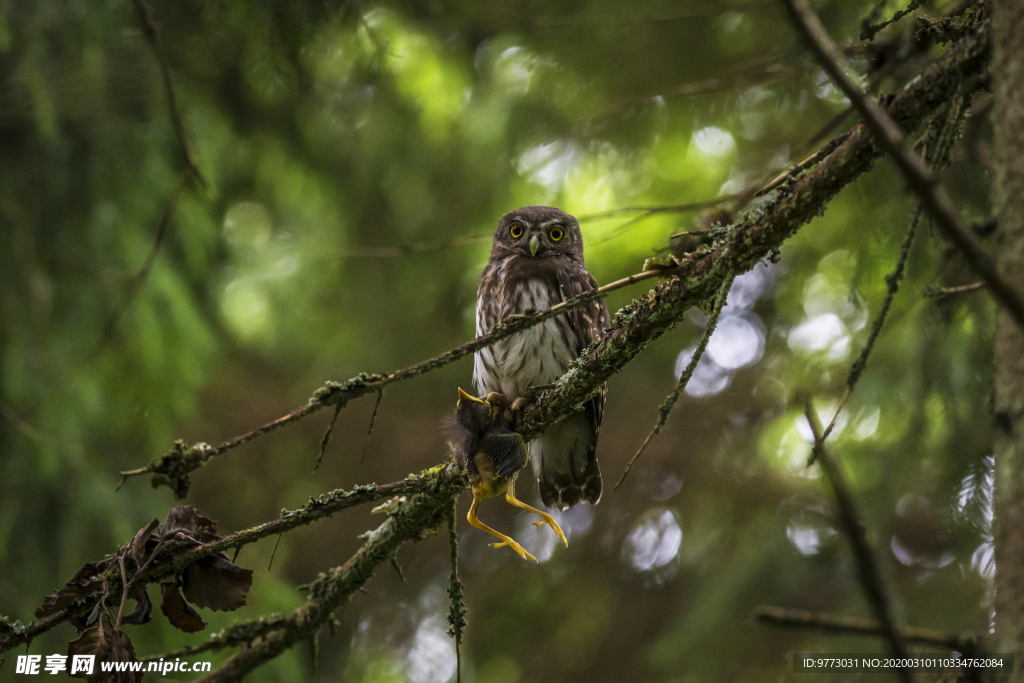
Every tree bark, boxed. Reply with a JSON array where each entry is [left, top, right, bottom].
[[992, 0, 1024, 677]]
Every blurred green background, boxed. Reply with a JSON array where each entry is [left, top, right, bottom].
[[0, 1, 995, 681]]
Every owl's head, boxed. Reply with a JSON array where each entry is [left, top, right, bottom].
[[491, 206, 583, 262]]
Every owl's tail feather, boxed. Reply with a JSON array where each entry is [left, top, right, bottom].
[[538, 452, 602, 511]]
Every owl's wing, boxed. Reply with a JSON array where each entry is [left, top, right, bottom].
[[482, 431, 529, 479], [556, 264, 611, 434]]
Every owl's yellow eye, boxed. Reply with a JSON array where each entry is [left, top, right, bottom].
[[509, 223, 524, 239], [549, 226, 564, 241]]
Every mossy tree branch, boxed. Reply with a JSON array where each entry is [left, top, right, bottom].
[[0, 467, 458, 655], [192, 467, 468, 683]]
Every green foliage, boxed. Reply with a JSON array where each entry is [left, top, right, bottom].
[[0, 0, 994, 681]]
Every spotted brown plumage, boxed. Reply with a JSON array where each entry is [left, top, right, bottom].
[[473, 206, 609, 510]]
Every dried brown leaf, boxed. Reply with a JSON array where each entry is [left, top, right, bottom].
[[36, 561, 110, 619], [67, 616, 143, 683], [183, 555, 253, 612], [129, 519, 159, 569], [159, 583, 206, 633]]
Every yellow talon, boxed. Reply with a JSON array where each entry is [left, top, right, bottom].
[[532, 517, 568, 547], [490, 539, 538, 563], [506, 490, 568, 547], [467, 496, 539, 562]]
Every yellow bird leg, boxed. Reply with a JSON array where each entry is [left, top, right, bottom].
[[467, 496, 537, 562], [505, 486, 568, 547]]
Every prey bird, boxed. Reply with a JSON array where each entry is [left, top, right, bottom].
[[450, 388, 567, 562]]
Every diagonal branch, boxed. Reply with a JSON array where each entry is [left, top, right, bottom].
[[119, 267, 667, 495], [614, 272, 734, 490], [90, 169, 190, 358], [752, 605, 979, 652], [804, 404, 914, 682], [0, 468, 456, 654], [131, 0, 211, 196], [192, 467, 467, 683], [779, 0, 1024, 332], [924, 280, 986, 298], [816, 206, 921, 449], [532, 2, 773, 29]]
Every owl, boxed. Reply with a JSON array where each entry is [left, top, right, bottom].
[[473, 206, 610, 510]]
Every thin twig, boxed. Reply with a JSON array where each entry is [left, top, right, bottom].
[[267, 534, 283, 571], [313, 404, 343, 473], [817, 207, 922, 447], [614, 273, 735, 490], [581, 196, 739, 221], [323, 234, 490, 260], [131, 0, 211, 196], [821, 84, 971, 445], [323, 198, 740, 261], [532, 1, 773, 29], [445, 499, 466, 683], [752, 605, 979, 651], [575, 56, 799, 137], [923, 281, 985, 298], [0, 403, 51, 445], [780, 0, 1024, 332], [861, 0, 925, 41], [90, 170, 189, 358], [803, 404, 914, 681], [361, 390, 384, 465]]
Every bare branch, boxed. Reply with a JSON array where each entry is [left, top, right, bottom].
[[615, 272, 734, 490], [862, 0, 925, 41], [90, 169, 190, 358], [131, 0, 211, 196], [576, 55, 799, 138], [924, 281, 986, 298], [817, 206, 921, 447], [779, 0, 1024, 332], [313, 404, 343, 473], [581, 196, 739, 221], [324, 234, 490, 260], [532, 2, 773, 29], [821, 87, 972, 445], [752, 605, 980, 652], [326, 198, 740, 261], [803, 404, 914, 681]]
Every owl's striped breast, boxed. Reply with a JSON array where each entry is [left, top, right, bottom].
[[474, 276, 577, 400]]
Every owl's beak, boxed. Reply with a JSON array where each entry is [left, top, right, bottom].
[[528, 234, 540, 256]]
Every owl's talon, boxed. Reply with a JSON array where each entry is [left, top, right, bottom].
[[510, 397, 531, 413]]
